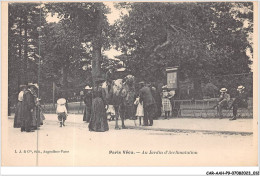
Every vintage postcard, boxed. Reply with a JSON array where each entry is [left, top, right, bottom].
[[1, 1, 259, 168]]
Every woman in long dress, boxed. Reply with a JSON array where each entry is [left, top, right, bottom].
[[14, 85, 27, 128], [83, 86, 92, 123], [30, 84, 43, 130], [88, 79, 109, 132]]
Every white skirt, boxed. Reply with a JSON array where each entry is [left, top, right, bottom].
[[136, 103, 144, 117]]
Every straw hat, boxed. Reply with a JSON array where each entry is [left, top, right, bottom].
[[237, 85, 245, 90], [162, 85, 167, 90], [85, 86, 92, 90], [220, 88, 227, 92], [28, 83, 39, 89]]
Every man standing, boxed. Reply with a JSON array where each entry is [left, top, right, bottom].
[[21, 83, 37, 132], [139, 82, 156, 126], [150, 83, 161, 119], [229, 85, 248, 120]]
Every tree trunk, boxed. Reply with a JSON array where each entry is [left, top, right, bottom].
[[193, 78, 203, 100], [61, 64, 69, 99], [23, 14, 28, 84], [18, 18, 22, 91], [91, 4, 103, 86]]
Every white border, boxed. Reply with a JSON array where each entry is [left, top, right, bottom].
[[1, 0, 259, 175]]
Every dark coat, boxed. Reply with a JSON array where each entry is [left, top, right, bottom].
[[21, 90, 35, 130], [139, 86, 156, 108], [89, 85, 109, 132], [84, 92, 92, 107], [151, 87, 162, 108], [106, 70, 114, 82], [83, 92, 92, 122], [232, 91, 248, 108]]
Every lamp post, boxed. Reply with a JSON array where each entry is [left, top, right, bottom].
[[37, 26, 42, 99]]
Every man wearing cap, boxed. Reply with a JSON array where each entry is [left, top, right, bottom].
[[229, 85, 248, 120], [216, 88, 230, 118], [83, 86, 92, 123], [139, 81, 156, 126], [21, 83, 37, 132]]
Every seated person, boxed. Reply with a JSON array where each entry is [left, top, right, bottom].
[[217, 88, 230, 118]]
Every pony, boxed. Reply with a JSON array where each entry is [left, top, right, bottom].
[[102, 75, 135, 129]]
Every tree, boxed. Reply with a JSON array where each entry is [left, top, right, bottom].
[[113, 2, 253, 99], [45, 3, 111, 86], [8, 3, 48, 103]]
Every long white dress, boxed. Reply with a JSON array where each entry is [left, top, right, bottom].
[[134, 97, 144, 117]]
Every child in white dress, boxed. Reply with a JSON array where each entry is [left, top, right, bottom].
[[134, 96, 144, 126], [56, 98, 68, 127]]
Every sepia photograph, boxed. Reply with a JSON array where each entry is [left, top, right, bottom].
[[1, 0, 258, 171]]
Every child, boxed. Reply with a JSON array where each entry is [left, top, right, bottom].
[[56, 98, 68, 127], [162, 86, 172, 119], [134, 96, 144, 126], [106, 105, 115, 121]]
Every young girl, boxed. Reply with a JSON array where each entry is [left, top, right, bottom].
[[134, 96, 144, 126], [56, 98, 68, 127], [162, 86, 172, 119]]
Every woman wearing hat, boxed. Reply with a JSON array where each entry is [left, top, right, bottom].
[[229, 85, 248, 120], [29, 83, 43, 130], [83, 86, 92, 123], [88, 78, 109, 132], [21, 83, 38, 132], [56, 98, 68, 127], [217, 88, 230, 118], [14, 85, 27, 128]]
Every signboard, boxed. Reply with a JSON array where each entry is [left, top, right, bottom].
[[166, 67, 178, 89], [167, 72, 177, 89]]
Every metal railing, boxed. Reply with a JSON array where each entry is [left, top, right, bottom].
[[39, 98, 253, 118]]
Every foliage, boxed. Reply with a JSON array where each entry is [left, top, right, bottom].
[[113, 2, 253, 98]]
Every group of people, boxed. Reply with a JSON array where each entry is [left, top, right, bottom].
[[81, 79, 167, 130], [216, 85, 248, 120], [12, 79, 249, 133], [13, 83, 44, 132]]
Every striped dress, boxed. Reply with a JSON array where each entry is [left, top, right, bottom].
[[162, 91, 172, 112]]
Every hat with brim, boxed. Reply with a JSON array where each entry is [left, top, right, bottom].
[[28, 83, 39, 89], [220, 88, 227, 92], [57, 98, 66, 105], [85, 86, 92, 90], [237, 85, 245, 90], [162, 85, 168, 90], [116, 67, 126, 72]]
